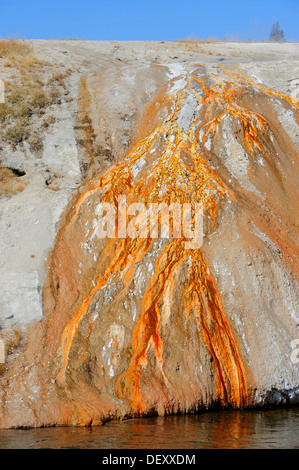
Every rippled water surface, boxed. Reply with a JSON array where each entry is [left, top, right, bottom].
[[1, 409, 299, 449]]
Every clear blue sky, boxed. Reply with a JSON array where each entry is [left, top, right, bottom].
[[1, 0, 299, 42]]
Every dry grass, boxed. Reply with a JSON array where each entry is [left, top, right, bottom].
[[0, 38, 66, 146], [0, 38, 32, 59], [4, 53, 51, 70], [41, 115, 56, 128], [48, 68, 72, 87], [0, 79, 50, 144], [0, 168, 28, 196], [0, 38, 50, 69], [174, 36, 219, 43]]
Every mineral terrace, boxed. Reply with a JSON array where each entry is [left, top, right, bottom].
[[0, 40, 298, 428]]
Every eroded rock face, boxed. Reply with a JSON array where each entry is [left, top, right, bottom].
[[0, 62, 299, 428]]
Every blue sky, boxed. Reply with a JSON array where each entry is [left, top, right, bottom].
[[1, 0, 299, 42]]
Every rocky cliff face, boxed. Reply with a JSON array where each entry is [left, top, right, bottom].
[[0, 41, 299, 428]]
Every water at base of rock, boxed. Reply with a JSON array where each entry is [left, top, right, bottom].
[[0, 409, 298, 449]]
